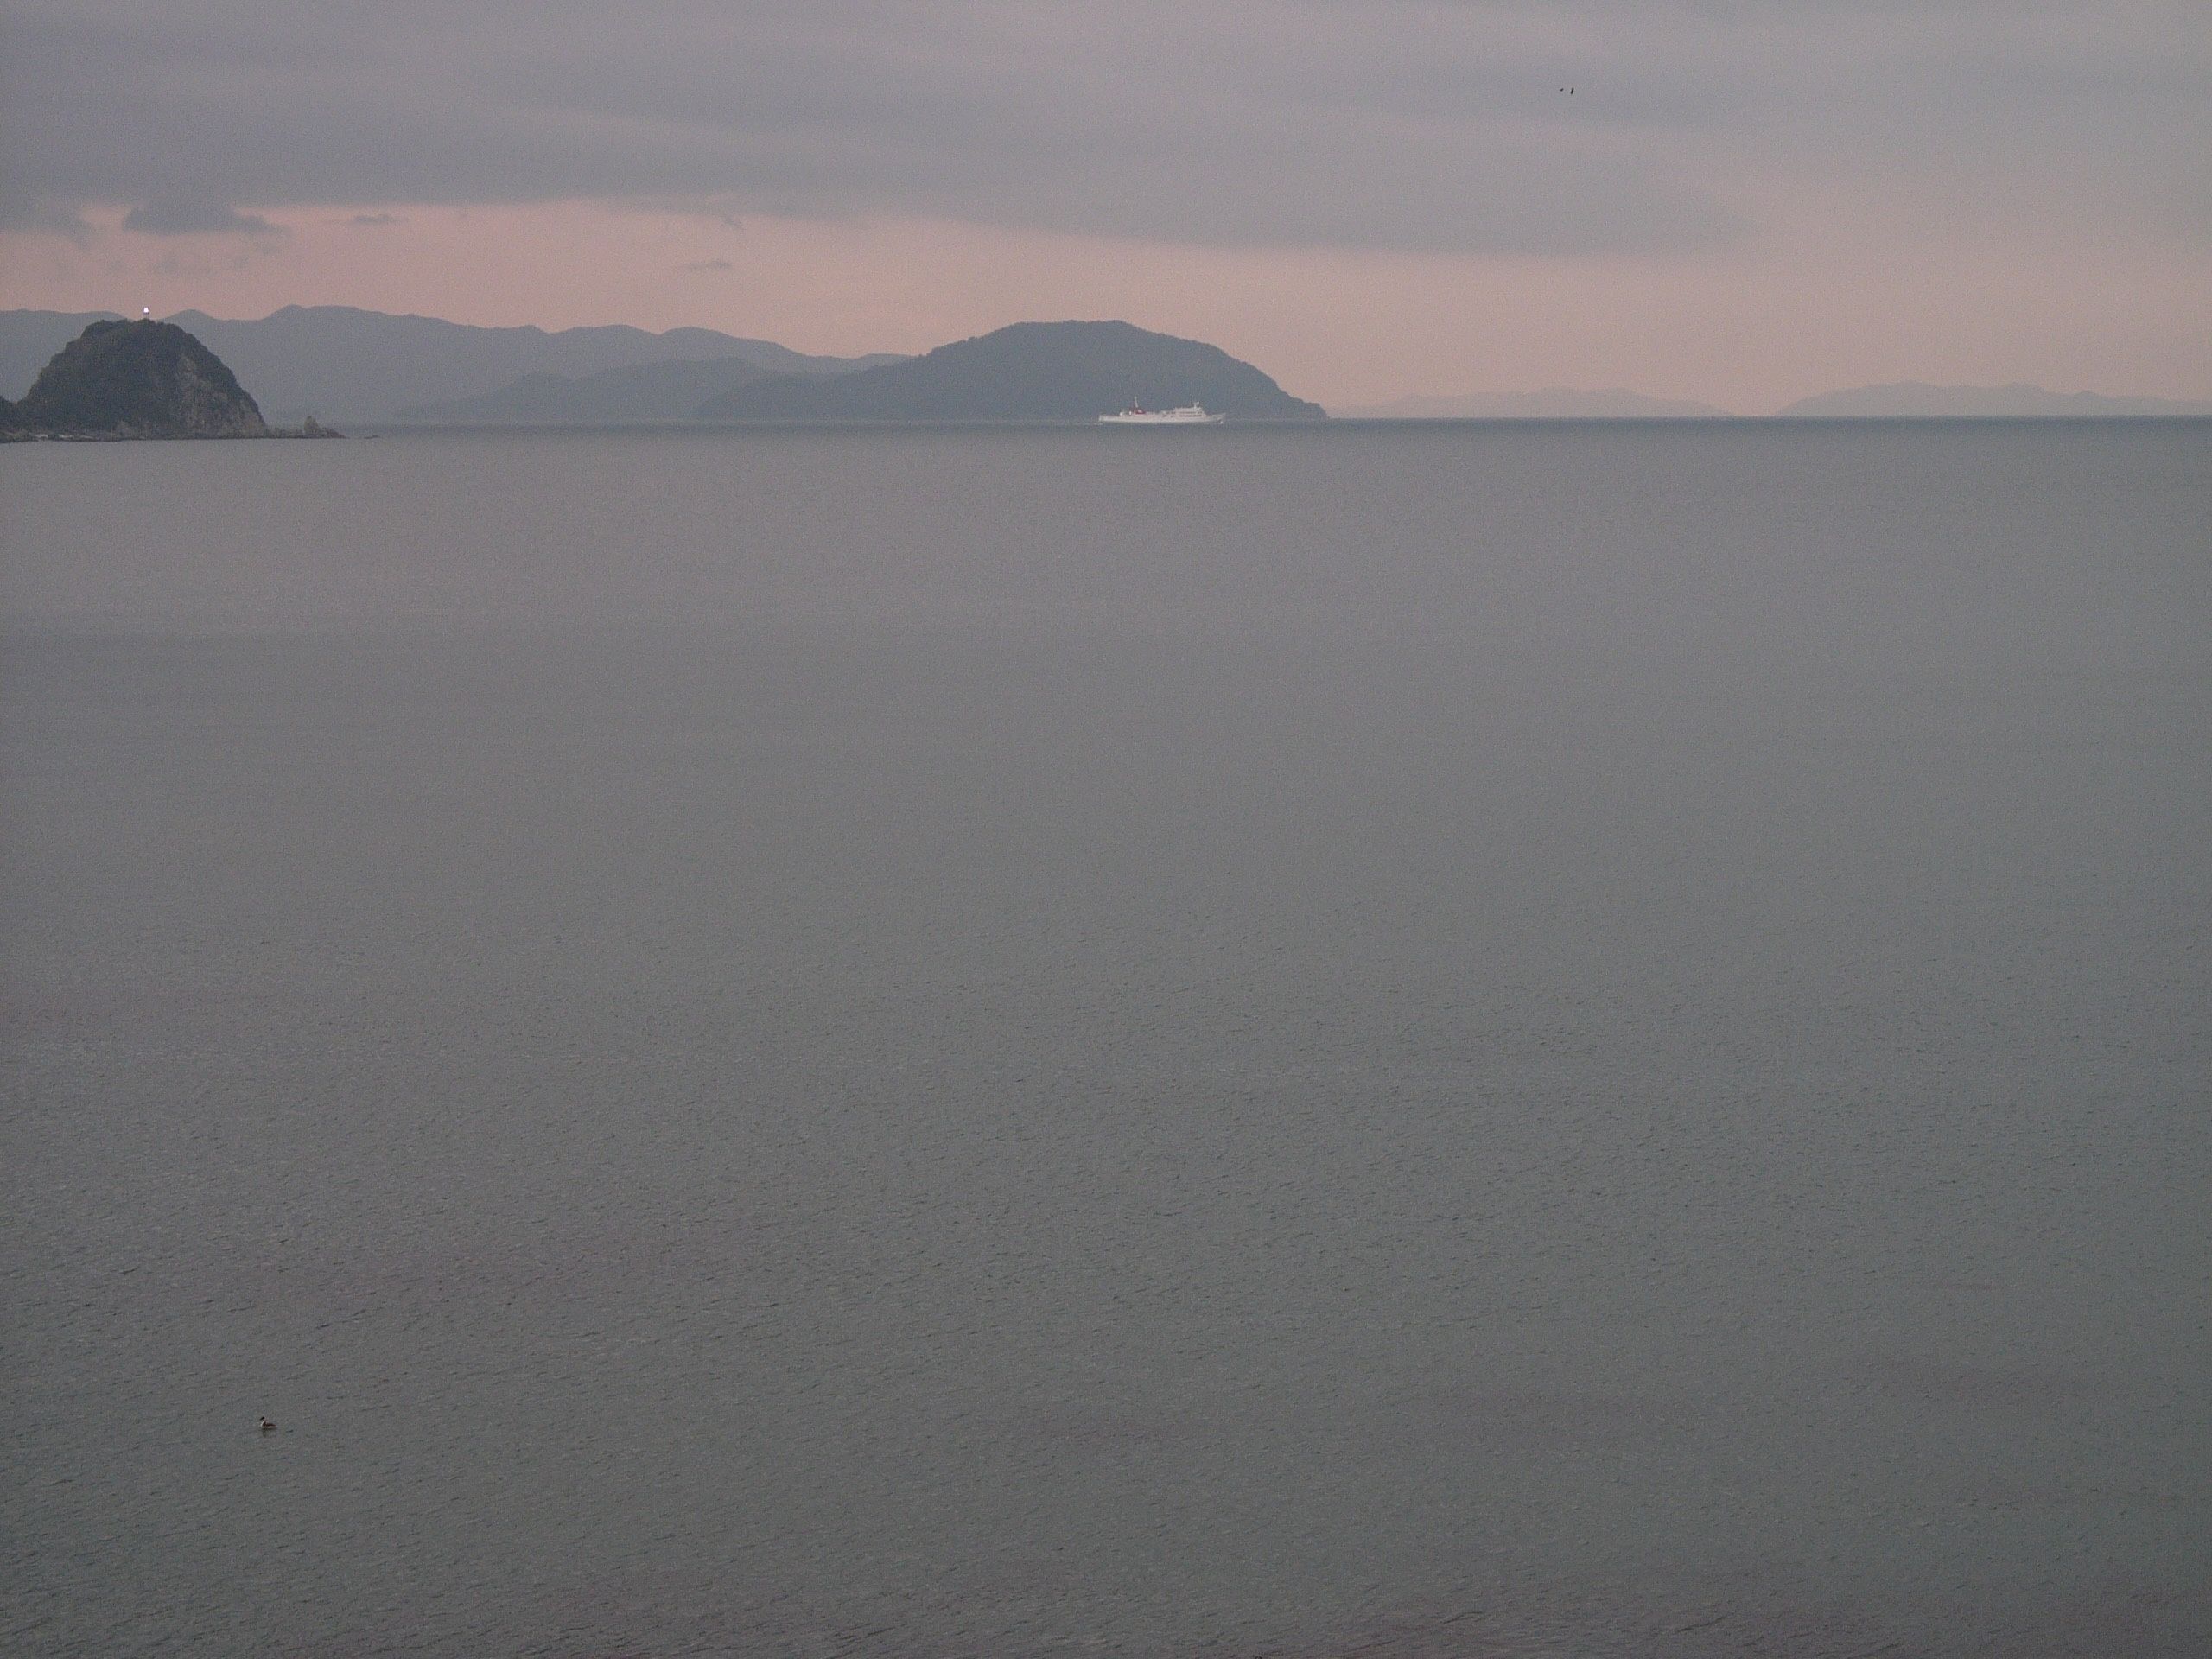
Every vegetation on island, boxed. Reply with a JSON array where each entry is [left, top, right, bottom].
[[0, 319, 339, 440], [6, 320, 268, 437]]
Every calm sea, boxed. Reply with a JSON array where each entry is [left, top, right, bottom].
[[3, 423, 2208, 1656]]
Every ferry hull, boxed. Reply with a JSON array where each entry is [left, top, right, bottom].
[[1098, 405, 1224, 425]]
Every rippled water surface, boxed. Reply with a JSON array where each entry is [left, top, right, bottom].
[[4, 423, 2209, 1656]]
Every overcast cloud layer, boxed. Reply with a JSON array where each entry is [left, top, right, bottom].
[[3, 0, 2207, 257]]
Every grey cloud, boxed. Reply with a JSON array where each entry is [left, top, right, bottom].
[[0, 194, 93, 238], [2, 1, 2205, 255], [682, 259, 734, 272], [122, 195, 283, 235], [350, 212, 405, 226]]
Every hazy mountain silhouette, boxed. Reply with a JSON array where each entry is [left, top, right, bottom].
[[1778, 382, 2212, 417], [1339, 389, 1731, 418], [0, 307, 901, 423], [176, 307, 906, 423], [391, 356, 791, 424], [693, 321, 1325, 422]]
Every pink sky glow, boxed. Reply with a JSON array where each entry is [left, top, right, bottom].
[[3, 195, 2204, 415]]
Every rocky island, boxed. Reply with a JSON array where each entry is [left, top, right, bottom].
[[0, 319, 336, 439]]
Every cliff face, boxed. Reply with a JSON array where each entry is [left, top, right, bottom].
[[11, 320, 268, 437]]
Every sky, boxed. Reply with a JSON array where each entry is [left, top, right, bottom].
[[1, 0, 2206, 410]]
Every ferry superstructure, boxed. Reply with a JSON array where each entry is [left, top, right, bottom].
[[1097, 404, 1224, 424]]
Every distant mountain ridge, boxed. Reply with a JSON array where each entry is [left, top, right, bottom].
[[170, 307, 906, 423], [1340, 389, 1731, 419], [1777, 382, 2212, 417], [0, 310, 1319, 427], [0, 306, 902, 423], [694, 321, 1325, 422], [13, 308, 2202, 424], [392, 356, 788, 424]]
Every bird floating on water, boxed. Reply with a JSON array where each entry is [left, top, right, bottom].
[[257, 1417, 276, 1433]]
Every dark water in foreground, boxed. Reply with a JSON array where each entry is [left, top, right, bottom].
[[3, 423, 2208, 1656]]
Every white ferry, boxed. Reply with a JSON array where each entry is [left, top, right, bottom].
[[1098, 404, 1224, 425]]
